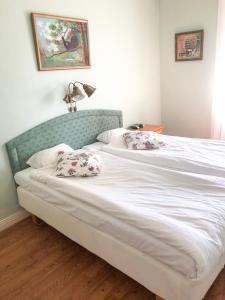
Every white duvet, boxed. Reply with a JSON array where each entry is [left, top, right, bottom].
[[103, 134, 225, 177], [30, 151, 225, 280]]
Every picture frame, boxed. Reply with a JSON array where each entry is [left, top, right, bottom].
[[175, 30, 204, 62], [31, 13, 91, 71]]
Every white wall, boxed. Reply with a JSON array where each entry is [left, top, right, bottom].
[[0, 0, 161, 219], [160, 0, 218, 138]]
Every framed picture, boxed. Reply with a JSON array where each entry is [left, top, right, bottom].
[[31, 13, 91, 71], [175, 30, 204, 61]]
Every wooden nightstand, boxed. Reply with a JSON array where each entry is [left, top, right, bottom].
[[130, 124, 163, 134]]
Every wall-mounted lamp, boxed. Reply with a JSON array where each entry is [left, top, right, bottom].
[[63, 81, 96, 112]]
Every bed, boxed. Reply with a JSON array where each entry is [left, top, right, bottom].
[[6, 109, 225, 300]]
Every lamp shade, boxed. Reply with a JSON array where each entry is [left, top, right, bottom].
[[72, 86, 85, 101], [83, 84, 96, 97]]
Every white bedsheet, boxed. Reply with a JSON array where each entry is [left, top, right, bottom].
[[23, 151, 225, 280], [15, 167, 195, 279], [82, 142, 105, 151], [103, 134, 225, 177]]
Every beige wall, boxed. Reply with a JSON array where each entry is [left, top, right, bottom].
[[160, 0, 218, 138], [0, 0, 161, 219]]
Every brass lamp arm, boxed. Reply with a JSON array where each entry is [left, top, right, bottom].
[[74, 81, 84, 86]]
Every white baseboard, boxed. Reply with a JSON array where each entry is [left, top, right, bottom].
[[0, 209, 30, 232]]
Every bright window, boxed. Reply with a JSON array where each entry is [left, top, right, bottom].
[[212, 0, 225, 139]]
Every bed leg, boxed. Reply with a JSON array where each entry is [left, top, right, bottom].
[[155, 296, 164, 300], [31, 215, 44, 226]]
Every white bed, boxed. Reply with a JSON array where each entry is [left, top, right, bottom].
[[15, 149, 225, 300], [6, 110, 225, 300], [17, 187, 225, 300], [14, 160, 198, 279]]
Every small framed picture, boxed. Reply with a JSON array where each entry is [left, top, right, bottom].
[[175, 30, 204, 62], [31, 13, 91, 71]]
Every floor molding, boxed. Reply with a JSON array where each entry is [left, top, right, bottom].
[[0, 210, 30, 232]]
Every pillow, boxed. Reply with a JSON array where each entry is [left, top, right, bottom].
[[97, 128, 128, 144], [26, 143, 74, 169], [123, 132, 165, 150], [56, 150, 102, 177], [108, 134, 128, 149]]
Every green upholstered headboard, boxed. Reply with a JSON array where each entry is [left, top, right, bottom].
[[6, 109, 123, 175]]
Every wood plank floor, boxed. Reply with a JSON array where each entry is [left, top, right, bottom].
[[0, 218, 224, 300]]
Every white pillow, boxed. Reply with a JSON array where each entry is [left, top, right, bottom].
[[108, 134, 127, 149], [97, 128, 128, 144], [56, 150, 102, 177], [26, 143, 74, 169]]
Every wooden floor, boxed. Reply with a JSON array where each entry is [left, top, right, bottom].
[[0, 218, 225, 300]]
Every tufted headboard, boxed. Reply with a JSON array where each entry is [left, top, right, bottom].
[[6, 109, 123, 175]]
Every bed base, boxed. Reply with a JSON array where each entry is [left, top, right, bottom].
[[30, 214, 164, 300], [17, 187, 225, 300], [31, 210, 164, 300]]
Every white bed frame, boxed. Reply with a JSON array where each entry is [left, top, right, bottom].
[[18, 187, 225, 300]]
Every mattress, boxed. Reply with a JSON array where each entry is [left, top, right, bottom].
[[15, 167, 196, 279]]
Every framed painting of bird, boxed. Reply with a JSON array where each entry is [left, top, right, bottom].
[[31, 13, 91, 70]]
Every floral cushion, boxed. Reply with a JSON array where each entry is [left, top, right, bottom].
[[123, 132, 165, 150], [56, 150, 102, 177]]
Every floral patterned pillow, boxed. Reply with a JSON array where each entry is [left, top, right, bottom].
[[123, 132, 165, 150], [56, 150, 102, 177]]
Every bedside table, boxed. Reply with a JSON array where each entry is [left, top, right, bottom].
[[130, 124, 163, 134]]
